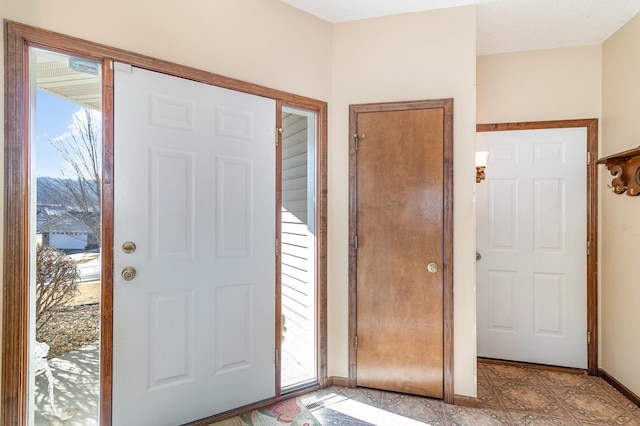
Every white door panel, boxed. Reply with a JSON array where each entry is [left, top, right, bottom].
[[477, 128, 587, 369], [113, 65, 276, 425]]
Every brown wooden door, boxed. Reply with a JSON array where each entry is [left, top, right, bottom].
[[352, 101, 447, 398]]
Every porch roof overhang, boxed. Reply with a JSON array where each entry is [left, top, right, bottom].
[[34, 49, 101, 110]]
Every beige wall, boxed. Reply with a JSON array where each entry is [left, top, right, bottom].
[[601, 11, 640, 397], [1, 0, 333, 99], [477, 45, 602, 124], [330, 6, 478, 397]]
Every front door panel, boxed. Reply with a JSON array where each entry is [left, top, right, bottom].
[[113, 65, 276, 425]]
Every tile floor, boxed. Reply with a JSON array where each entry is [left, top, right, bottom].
[[299, 362, 640, 425]]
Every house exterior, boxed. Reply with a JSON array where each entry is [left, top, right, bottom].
[[1, 0, 639, 407], [37, 205, 96, 253]]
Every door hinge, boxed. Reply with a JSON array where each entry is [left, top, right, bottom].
[[276, 128, 283, 147], [587, 330, 591, 344], [586, 240, 590, 256], [354, 235, 358, 249], [275, 237, 279, 257], [275, 348, 279, 366], [354, 134, 365, 151], [354, 335, 358, 350], [587, 152, 591, 166]]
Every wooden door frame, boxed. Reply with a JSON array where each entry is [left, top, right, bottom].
[[2, 20, 328, 426], [348, 99, 455, 404], [476, 119, 599, 376]]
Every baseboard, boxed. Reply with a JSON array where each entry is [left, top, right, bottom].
[[478, 357, 586, 375], [453, 394, 479, 407], [326, 376, 350, 387], [599, 369, 640, 407]]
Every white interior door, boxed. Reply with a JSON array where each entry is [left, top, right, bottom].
[[476, 127, 587, 369], [113, 64, 276, 425]]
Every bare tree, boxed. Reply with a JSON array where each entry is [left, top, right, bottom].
[[35, 245, 80, 330], [40, 106, 102, 247]]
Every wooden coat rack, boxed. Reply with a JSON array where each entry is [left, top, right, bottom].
[[598, 146, 640, 196]]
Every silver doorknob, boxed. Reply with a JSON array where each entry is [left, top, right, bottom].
[[121, 267, 137, 281], [427, 262, 438, 273]]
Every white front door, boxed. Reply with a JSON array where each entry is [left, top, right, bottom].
[[476, 127, 587, 369], [113, 65, 276, 425]]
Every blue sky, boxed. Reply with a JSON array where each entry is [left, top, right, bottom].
[[35, 90, 85, 177]]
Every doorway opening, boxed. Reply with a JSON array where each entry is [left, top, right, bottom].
[[29, 47, 102, 425], [475, 120, 599, 376]]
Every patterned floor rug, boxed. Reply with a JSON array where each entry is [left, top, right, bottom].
[[213, 398, 321, 426]]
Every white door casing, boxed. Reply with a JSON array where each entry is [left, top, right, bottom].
[[113, 64, 276, 425], [476, 127, 587, 369]]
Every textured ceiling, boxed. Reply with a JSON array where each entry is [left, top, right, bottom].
[[279, 0, 640, 55]]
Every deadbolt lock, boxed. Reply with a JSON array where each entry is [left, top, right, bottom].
[[121, 267, 137, 281], [122, 241, 137, 254]]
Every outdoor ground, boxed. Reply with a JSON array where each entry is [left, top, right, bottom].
[[36, 282, 100, 359]]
